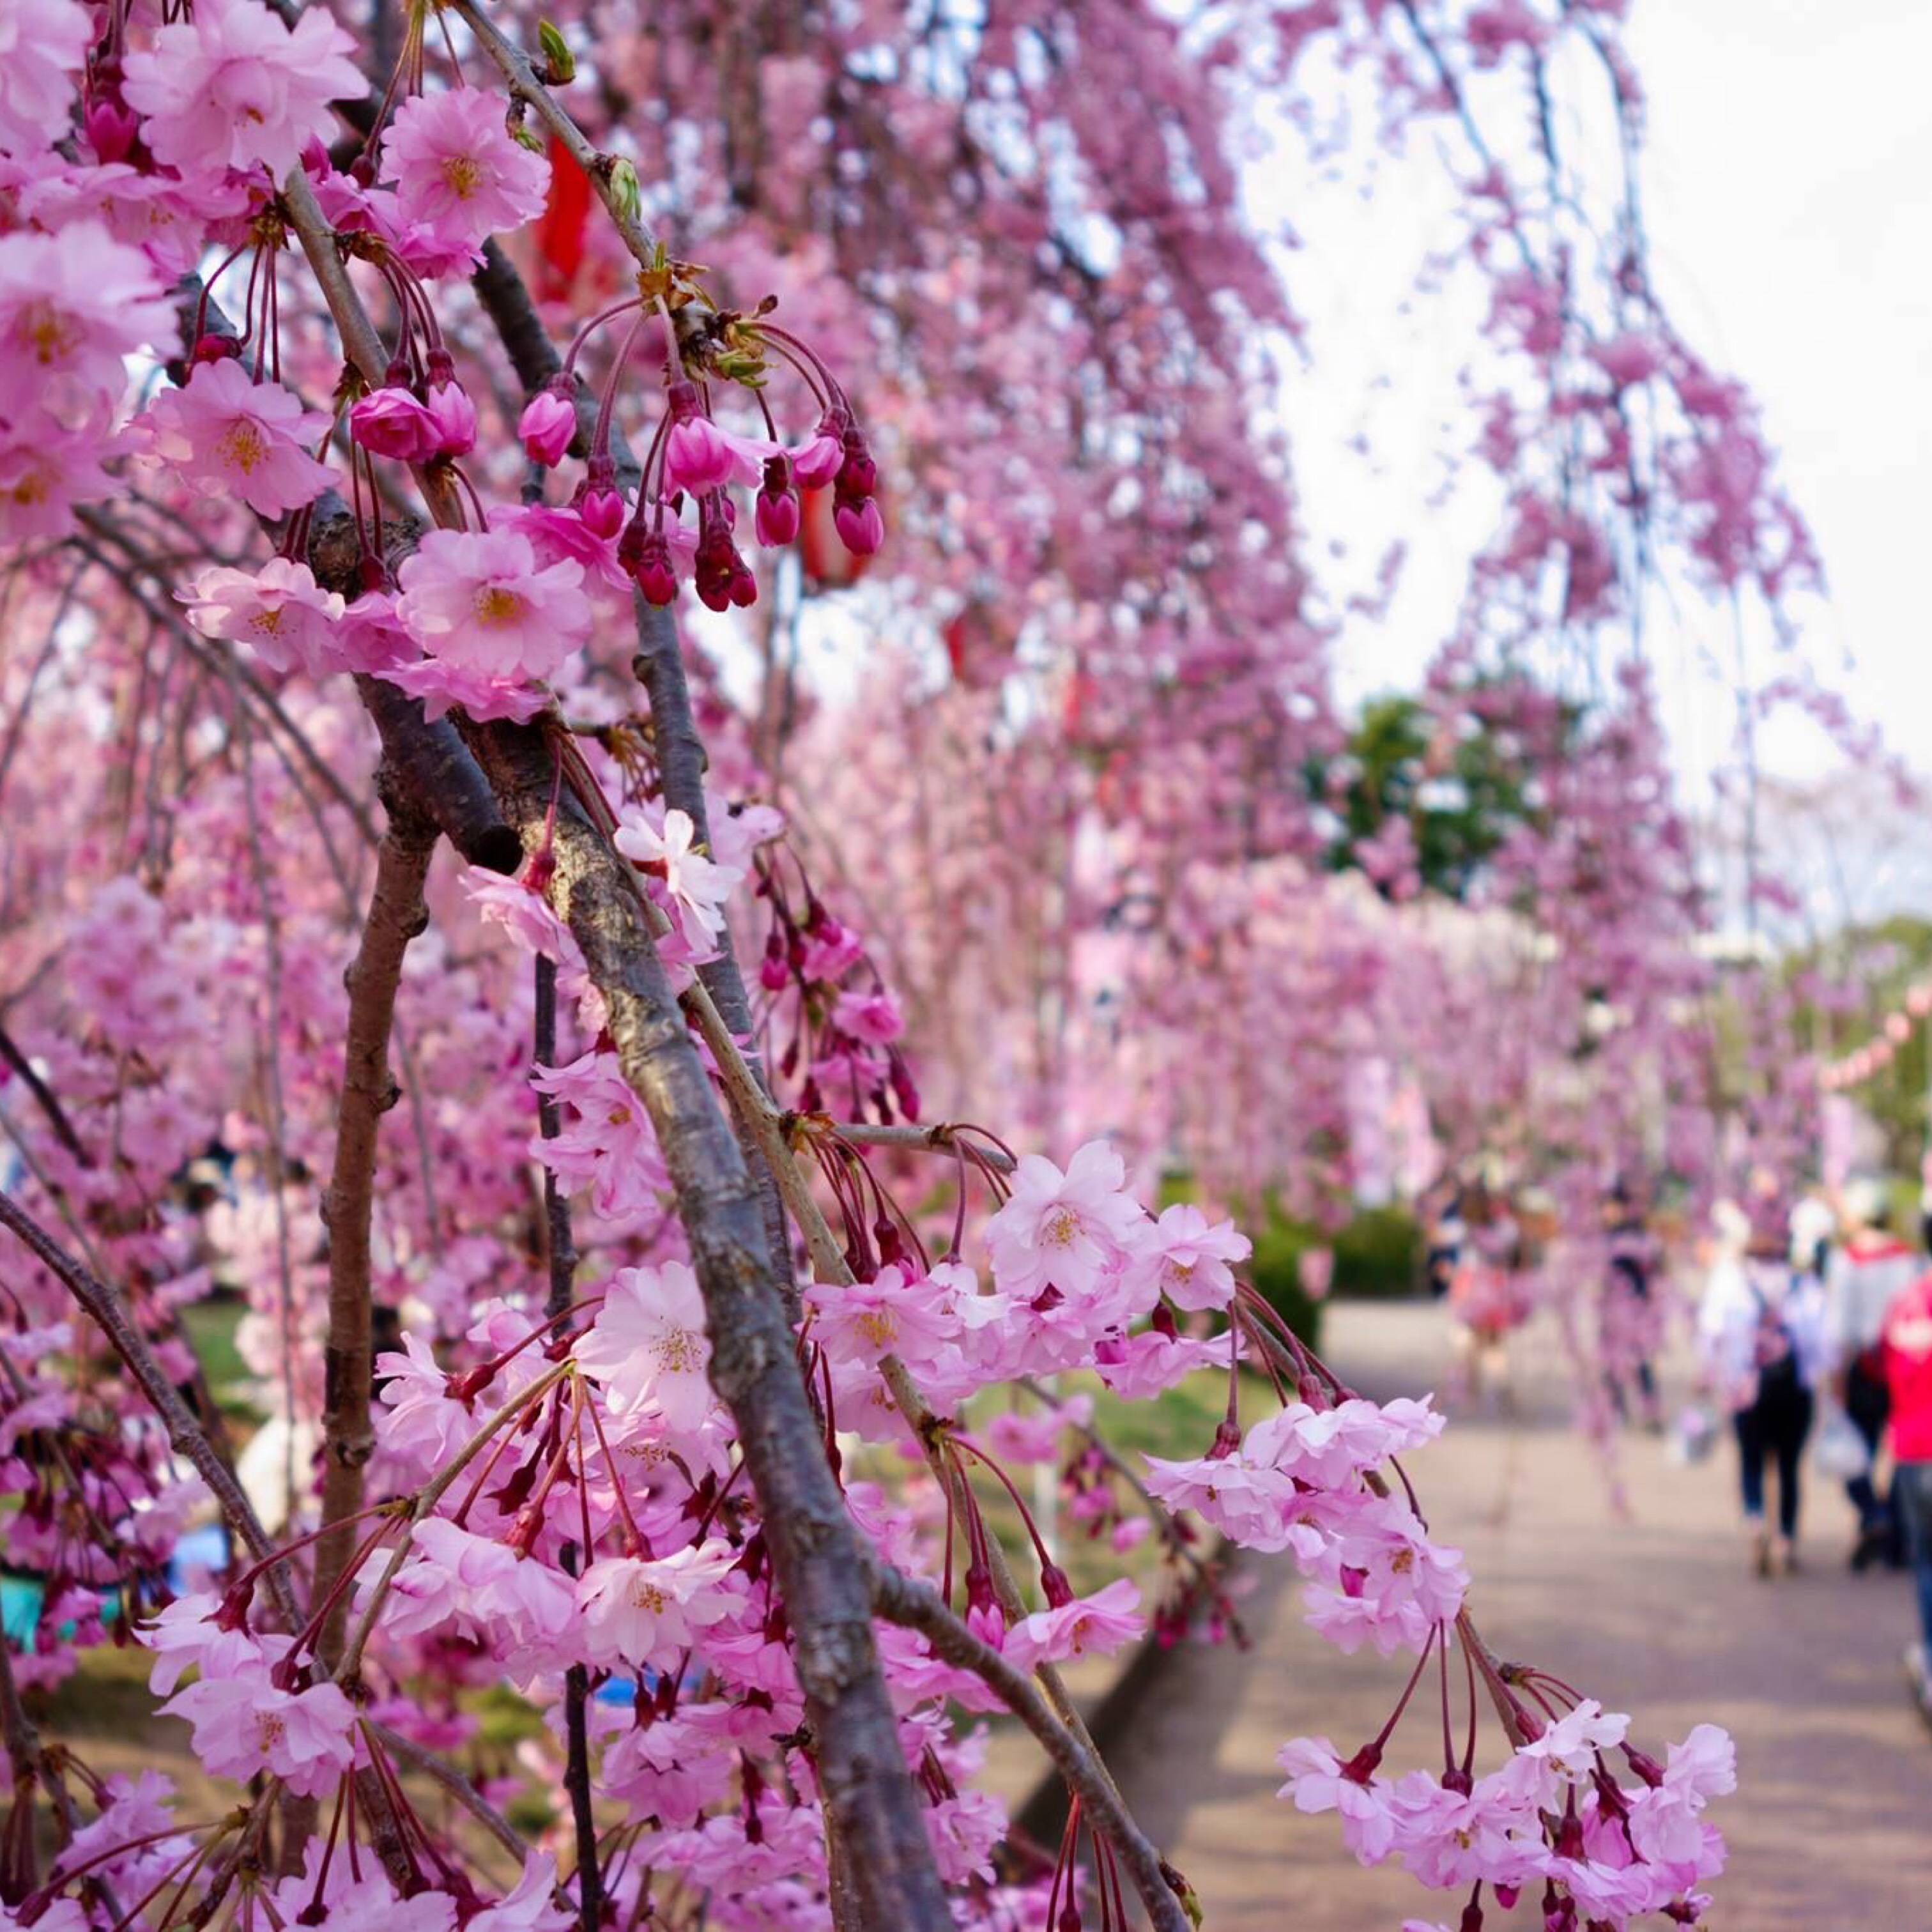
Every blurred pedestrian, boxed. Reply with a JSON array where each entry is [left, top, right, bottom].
[[1424, 1181, 1465, 1301], [1823, 1177, 1917, 1569], [1879, 1255, 1932, 1712], [1698, 1198, 1827, 1577], [1601, 1179, 1662, 1431], [1447, 1181, 1525, 1410]]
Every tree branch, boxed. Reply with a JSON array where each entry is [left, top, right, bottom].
[[870, 1564, 1191, 1932], [312, 776, 438, 1669], [463, 719, 951, 1930]]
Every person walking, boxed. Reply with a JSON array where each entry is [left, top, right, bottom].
[[1601, 1179, 1663, 1430], [1824, 1177, 1917, 1569], [1880, 1255, 1932, 1713], [1698, 1199, 1826, 1577]]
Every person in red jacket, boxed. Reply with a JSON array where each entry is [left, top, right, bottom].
[[1880, 1263, 1932, 1706]]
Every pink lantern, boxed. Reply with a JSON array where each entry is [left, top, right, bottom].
[[1887, 1013, 1911, 1045], [1908, 985, 1932, 1019]]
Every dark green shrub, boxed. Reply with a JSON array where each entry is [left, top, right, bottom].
[[1244, 1216, 1324, 1352], [1330, 1203, 1422, 1300]]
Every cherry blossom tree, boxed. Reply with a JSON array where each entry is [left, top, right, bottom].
[[0, 0, 1836, 1925]]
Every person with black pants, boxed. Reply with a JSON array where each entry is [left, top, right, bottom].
[[1733, 1359, 1814, 1570], [1698, 1201, 1828, 1576]]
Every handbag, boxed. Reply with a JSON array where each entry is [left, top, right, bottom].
[[1670, 1403, 1718, 1466], [1813, 1404, 1872, 1482]]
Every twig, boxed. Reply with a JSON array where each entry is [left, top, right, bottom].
[[0, 1190, 300, 1630], [0, 1023, 90, 1166], [366, 1720, 533, 1870], [630, 601, 800, 1320], [828, 1121, 1017, 1175], [535, 951, 601, 1931], [0, 1638, 128, 1925], [332, 1357, 574, 1687], [870, 1564, 1191, 1932]]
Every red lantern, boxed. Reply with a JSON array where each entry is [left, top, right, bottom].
[[797, 484, 875, 590], [533, 133, 592, 305]]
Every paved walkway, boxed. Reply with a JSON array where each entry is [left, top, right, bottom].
[[1109, 1300, 1932, 1928]]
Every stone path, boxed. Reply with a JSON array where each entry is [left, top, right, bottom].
[[1108, 1300, 1932, 1928]]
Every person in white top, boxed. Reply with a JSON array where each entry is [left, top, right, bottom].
[[1698, 1199, 1827, 1577], [1823, 1176, 1919, 1568]]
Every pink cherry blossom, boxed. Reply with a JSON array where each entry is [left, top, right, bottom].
[[574, 1539, 740, 1667], [122, 0, 364, 181], [1092, 1327, 1230, 1399], [1124, 1202, 1251, 1313], [804, 1264, 959, 1372], [266, 1840, 457, 1932], [0, 220, 173, 421], [529, 1050, 671, 1220], [1388, 1768, 1540, 1891], [984, 1140, 1141, 1300], [380, 1517, 576, 1655], [831, 988, 905, 1045], [349, 385, 445, 461], [1296, 1494, 1469, 1656], [179, 558, 345, 677], [1513, 1699, 1631, 1789], [52, 1769, 191, 1897], [394, 526, 593, 682], [1276, 1736, 1399, 1866], [612, 804, 740, 947], [1246, 1395, 1446, 1489], [574, 1261, 715, 1432], [162, 1671, 356, 1797], [519, 388, 576, 466], [425, 381, 477, 456], [378, 653, 556, 723], [468, 1853, 576, 1932], [0, 410, 125, 544], [373, 1332, 479, 1476], [1140, 1442, 1301, 1552], [139, 358, 336, 518], [139, 1590, 264, 1696], [0, 0, 92, 158], [382, 87, 551, 250], [1001, 1577, 1142, 1671]]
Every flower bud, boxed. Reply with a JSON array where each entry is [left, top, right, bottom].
[[833, 493, 884, 556], [518, 388, 576, 467], [85, 97, 139, 164], [425, 381, 477, 457], [349, 386, 442, 461], [755, 457, 799, 546], [634, 536, 678, 606], [760, 931, 789, 992], [579, 488, 625, 539], [1038, 1562, 1074, 1609], [837, 425, 878, 498], [608, 157, 643, 229], [536, 19, 576, 82]]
